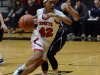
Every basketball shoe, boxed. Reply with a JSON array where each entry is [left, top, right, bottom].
[[0, 58, 5, 65], [13, 66, 23, 75]]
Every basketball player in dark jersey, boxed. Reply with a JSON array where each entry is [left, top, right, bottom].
[[41, 0, 80, 75]]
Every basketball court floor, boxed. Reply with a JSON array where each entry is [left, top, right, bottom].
[[0, 40, 100, 75]]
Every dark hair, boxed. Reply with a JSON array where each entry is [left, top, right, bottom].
[[15, 0, 21, 7], [76, 0, 81, 2], [15, 0, 20, 2]]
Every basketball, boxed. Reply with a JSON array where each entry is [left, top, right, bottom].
[[19, 15, 34, 30]]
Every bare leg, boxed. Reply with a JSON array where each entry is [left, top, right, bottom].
[[25, 51, 43, 67], [21, 60, 44, 75], [13, 51, 44, 75]]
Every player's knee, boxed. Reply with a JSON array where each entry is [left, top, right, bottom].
[[33, 51, 43, 60], [35, 54, 43, 60], [47, 51, 55, 59], [47, 52, 58, 70]]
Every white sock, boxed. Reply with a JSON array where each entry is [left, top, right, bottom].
[[0, 53, 2, 59], [53, 71, 58, 75], [20, 64, 26, 70]]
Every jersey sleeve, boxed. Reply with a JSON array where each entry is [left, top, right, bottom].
[[55, 10, 66, 17], [36, 8, 43, 18]]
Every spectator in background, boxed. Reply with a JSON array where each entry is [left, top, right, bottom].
[[21, 0, 28, 5], [8, 0, 12, 6], [25, 0, 38, 18], [88, 0, 100, 40], [7, 0, 12, 10], [21, 0, 40, 5], [67, 0, 88, 40], [18, 0, 39, 33], [35, 0, 41, 4], [4, 0, 24, 34]]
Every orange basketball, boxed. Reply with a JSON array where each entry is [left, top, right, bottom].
[[19, 15, 34, 30]]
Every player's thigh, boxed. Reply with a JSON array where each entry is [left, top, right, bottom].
[[31, 36, 52, 61], [48, 29, 67, 54]]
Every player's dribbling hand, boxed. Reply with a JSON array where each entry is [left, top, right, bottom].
[[47, 13, 57, 18], [65, 1, 71, 11], [61, 1, 71, 12]]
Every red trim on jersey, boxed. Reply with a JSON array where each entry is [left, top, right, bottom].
[[54, 19, 60, 24], [42, 9, 49, 20], [34, 49, 43, 52], [34, 38, 42, 47]]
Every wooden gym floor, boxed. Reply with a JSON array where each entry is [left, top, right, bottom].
[[0, 40, 100, 75]]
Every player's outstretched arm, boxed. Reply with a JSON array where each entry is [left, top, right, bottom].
[[47, 13, 72, 25], [61, 2, 79, 21], [56, 14, 72, 25]]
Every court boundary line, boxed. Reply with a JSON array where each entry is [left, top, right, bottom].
[[4, 54, 100, 75]]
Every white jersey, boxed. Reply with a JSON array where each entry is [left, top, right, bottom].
[[31, 8, 66, 60], [31, 8, 66, 44]]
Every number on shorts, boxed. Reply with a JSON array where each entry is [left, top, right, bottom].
[[39, 27, 53, 37]]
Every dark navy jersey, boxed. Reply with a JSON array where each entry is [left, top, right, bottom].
[[90, 5, 100, 18]]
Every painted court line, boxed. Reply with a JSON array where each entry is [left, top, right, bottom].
[[32, 54, 100, 74], [68, 54, 100, 65]]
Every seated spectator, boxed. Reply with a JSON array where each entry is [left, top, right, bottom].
[[7, 0, 12, 10], [4, 0, 25, 34], [25, 0, 39, 17], [21, 0, 28, 5], [18, 0, 39, 33], [67, 0, 89, 40], [88, 0, 100, 40], [35, 0, 41, 4]]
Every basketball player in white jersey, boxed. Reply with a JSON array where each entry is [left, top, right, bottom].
[[13, 0, 72, 75], [0, 13, 8, 64]]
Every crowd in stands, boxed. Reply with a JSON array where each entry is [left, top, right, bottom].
[[3, 0, 100, 40]]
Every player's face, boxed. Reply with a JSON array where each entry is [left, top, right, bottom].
[[16, 1, 20, 5], [44, 0, 56, 12], [94, 0, 100, 5], [28, 0, 33, 5], [76, 1, 81, 9]]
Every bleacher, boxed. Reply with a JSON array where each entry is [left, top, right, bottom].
[[0, 0, 33, 40], [0, 0, 97, 41]]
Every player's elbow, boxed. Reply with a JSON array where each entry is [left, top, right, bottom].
[[66, 20, 72, 25], [74, 15, 80, 21], [74, 13, 80, 21]]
